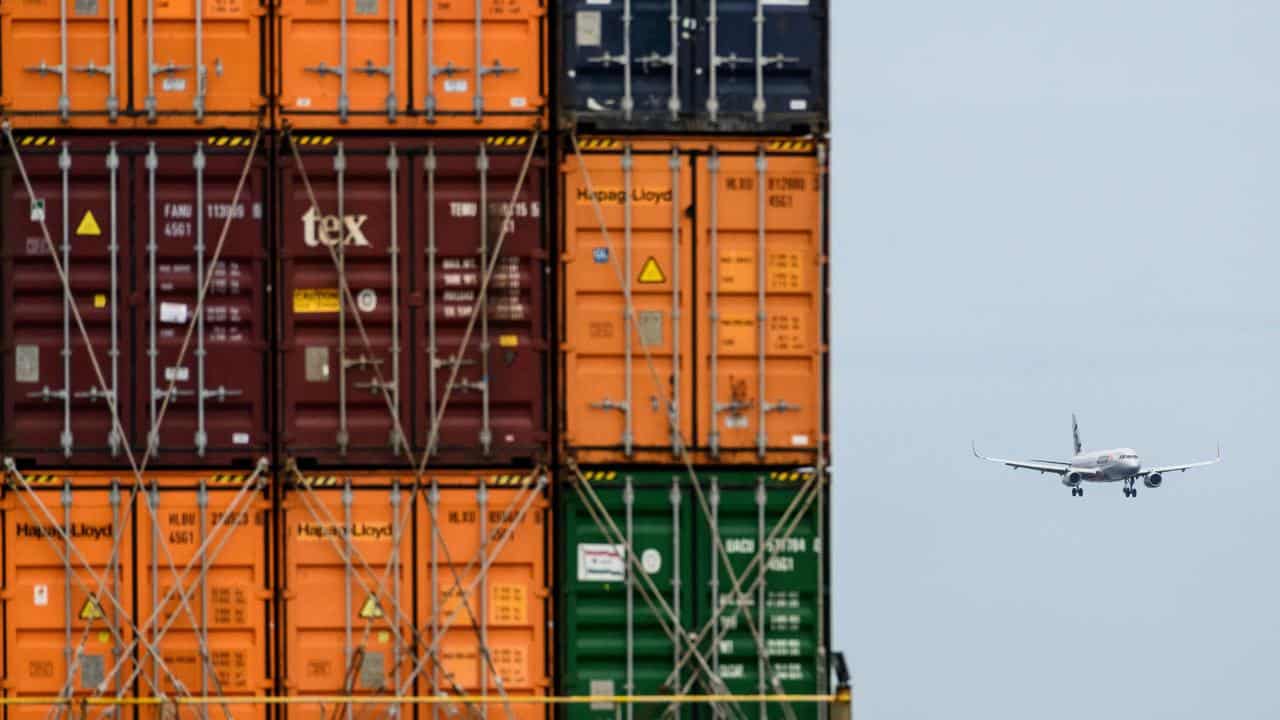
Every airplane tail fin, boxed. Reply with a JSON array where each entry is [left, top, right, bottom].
[[1072, 414, 1082, 455]]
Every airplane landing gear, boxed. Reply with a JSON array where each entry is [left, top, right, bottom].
[[1123, 479, 1137, 498], [1071, 486, 1083, 497]]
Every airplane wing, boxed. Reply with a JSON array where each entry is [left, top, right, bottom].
[[972, 443, 1090, 476], [1139, 446, 1222, 476]]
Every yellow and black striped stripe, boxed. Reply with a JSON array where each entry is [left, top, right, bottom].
[[206, 136, 252, 148], [292, 135, 335, 146], [21, 474, 61, 485], [766, 140, 815, 153], [209, 473, 249, 485], [576, 138, 621, 151], [579, 470, 619, 482], [17, 136, 57, 147], [768, 470, 814, 483], [300, 475, 339, 487], [488, 473, 534, 487], [486, 135, 530, 147]]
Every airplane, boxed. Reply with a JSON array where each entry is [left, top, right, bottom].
[[973, 414, 1220, 498]]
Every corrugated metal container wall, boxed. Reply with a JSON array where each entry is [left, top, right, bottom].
[[0, 469, 273, 720], [414, 471, 550, 718], [2, 473, 135, 719], [558, 468, 827, 720], [560, 138, 826, 465], [279, 470, 549, 716], [560, 1, 826, 133], [278, 134, 549, 468], [0, 0, 266, 127], [275, 0, 546, 129], [135, 471, 272, 720], [0, 133, 272, 468]]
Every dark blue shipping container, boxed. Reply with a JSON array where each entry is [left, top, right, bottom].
[[561, 0, 827, 134]]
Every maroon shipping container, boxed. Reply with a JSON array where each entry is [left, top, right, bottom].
[[0, 132, 271, 467], [277, 134, 549, 468]]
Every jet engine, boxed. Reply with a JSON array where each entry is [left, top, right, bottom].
[[1062, 472, 1083, 488], [1144, 473, 1163, 489]]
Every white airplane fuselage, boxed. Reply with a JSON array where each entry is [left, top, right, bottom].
[[1070, 448, 1141, 482]]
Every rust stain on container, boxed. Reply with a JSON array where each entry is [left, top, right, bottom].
[[280, 470, 548, 715], [0, 134, 271, 467], [0, 0, 265, 127], [561, 138, 827, 464], [275, 0, 545, 129]]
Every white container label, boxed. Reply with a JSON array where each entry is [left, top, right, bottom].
[[577, 543, 625, 582], [509, 96, 528, 108], [641, 549, 662, 575], [34, 584, 49, 607], [296, 97, 312, 108], [164, 366, 190, 382], [160, 302, 189, 325], [791, 434, 810, 446], [789, 99, 808, 111], [162, 77, 187, 93], [444, 79, 468, 94], [232, 432, 250, 445]]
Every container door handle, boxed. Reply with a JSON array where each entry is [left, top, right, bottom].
[[72, 386, 117, 402], [71, 61, 113, 77], [351, 60, 392, 78], [762, 399, 800, 414], [23, 62, 65, 77], [305, 62, 345, 78]]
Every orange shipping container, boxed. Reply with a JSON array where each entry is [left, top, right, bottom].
[[0, 0, 266, 128], [0, 467, 271, 720], [1, 472, 134, 720], [561, 138, 828, 465], [135, 471, 272, 720], [279, 470, 549, 716], [275, 0, 545, 129]]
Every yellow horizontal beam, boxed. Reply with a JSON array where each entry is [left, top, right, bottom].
[[0, 694, 840, 707]]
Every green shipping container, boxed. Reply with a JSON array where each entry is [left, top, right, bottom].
[[559, 468, 828, 720]]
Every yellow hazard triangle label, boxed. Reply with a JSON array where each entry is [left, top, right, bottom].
[[79, 596, 106, 621], [75, 210, 102, 236], [637, 257, 666, 284], [358, 593, 384, 620]]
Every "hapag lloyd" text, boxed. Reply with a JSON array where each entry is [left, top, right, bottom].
[[576, 187, 673, 205], [296, 522, 393, 540], [16, 522, 113, 541]]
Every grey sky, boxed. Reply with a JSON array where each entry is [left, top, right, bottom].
[[829, 2, 1279, 718]]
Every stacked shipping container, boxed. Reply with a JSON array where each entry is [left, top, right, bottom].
[[0, 1, 830, 719]]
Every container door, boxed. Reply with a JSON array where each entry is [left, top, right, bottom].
[[559, 470, 693, 720], [132, 139, 270, 465], [694, 472, 825, 720], [562, 144, 693, 463], [279, 139, 411, 466], [277, 0, 406, 126], [134, 0, 266, 126], [135, 474, 271, 720], [0, 0, 125, 125], [696, 145, 823, 462], [281, 475, 414, 708], [416, 474, 549, 719], [561, 0, 692, 125], [415, 139, 548, 465], [1, 476, 134, 720], [694, 0, 824, 128], [1, 139, 129, 466], [415, 0, 546, 128]]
